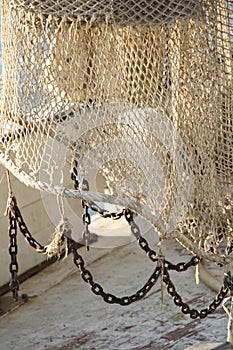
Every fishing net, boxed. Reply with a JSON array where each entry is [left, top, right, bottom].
[[0, 0, 233, 266]]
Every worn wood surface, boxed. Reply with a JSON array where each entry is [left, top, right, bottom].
[[0, 230, 231, 350]]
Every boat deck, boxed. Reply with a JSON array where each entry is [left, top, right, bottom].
[[0, 232, 231, 350]]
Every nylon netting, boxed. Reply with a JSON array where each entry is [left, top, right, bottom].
[[0, 0, 233, 265]]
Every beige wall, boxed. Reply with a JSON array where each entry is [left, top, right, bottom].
[[0, 164, 54, 289]]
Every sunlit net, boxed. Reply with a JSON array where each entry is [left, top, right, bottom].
[[0, 0, 232, 265]]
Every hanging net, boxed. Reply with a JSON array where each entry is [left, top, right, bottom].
[[0, 0, 233, 266]]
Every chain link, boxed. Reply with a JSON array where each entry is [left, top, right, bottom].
[[164, 256, 201, 272], [68, 181, 230, 316], [82, 200, 91, 251], [71, 160, 90, 191], [124, 208, 201, 271], [224, 271, 233, 295], [124, 208, 232, 317], [71, 160, 79, 189], [85, 200, 125, 220], [67, 202, 162, 305], [13, 205, 46, 253], [7, 196, 46, 299], [65, 203, 229, 315], [67, 232, 231, 316], [6, 176, 232, 319], [125, 201, 231, 315], [67, 236, 161, 305], [8, 197, 19, 301], [163, 268, 230, 319], [71, 163, 124, 220]]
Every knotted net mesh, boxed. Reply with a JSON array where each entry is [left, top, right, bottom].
[[0, 0, 232, 265]]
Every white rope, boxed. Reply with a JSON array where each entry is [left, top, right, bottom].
[[1, 152, 233, 267], [57, 193, 66, 221], [222, 295, 233, 344], [45, 193, 72, 259], [4, 170, 16, 217], [0, 151, 165, 226]]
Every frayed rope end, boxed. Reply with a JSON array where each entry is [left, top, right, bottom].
[[45, 218, 72, 259]]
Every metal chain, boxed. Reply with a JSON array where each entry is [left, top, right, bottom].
[[65, 203, 230, 316], [5, 169, 232, 317], [6, 195, 232, 318], [85, 200, 125, 220], [67, 236, 161, 305], [67, 202, 163, 305], [13, 202, 46, 253], [69, 175, 228, 316], [71, 159, 79, 189], [6, 191, 162, 303], [8, 196, 19, 301], [71, 163, 124, 220], [124, 208, 201, 271], [163, 268, 230, 319], [82, 200, 91, 251], [164, 257, 201, 272], [71, 160, 89, 191], [123, 208, 233, 318], [67, 231, 231, 317]]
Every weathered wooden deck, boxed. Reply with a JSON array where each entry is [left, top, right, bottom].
[[0, 230, 232, 350]]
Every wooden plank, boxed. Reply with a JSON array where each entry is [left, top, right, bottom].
[[0, 237, 230, 350]]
